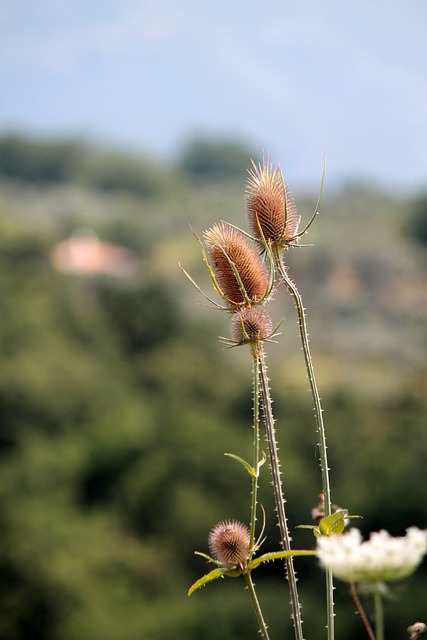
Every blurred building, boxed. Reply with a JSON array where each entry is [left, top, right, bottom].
[[50, 229, 138, 278]]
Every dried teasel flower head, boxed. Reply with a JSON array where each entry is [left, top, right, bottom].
[[204, 222, 270, 307], [246, 158, 299, 247], [230, 307, 273, 345], [208, 519, 251, 569]]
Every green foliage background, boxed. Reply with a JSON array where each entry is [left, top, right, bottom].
[[0, 133, 426, 640]]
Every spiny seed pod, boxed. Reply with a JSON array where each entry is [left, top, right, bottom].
[[208, 520, 251, 568], [230, 307, 273, 344], [204, 223, 269, 306], [246, 159, 299, 245]]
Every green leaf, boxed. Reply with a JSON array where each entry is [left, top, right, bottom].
[[188, 568, 224, 596], [297, 524, 321, 538], [248, 549, 315, 571], [178, 263, 221, 308], [319, 511, 346, 536], [224, 453, 256, 477]]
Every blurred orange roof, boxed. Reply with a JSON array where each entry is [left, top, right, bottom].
[[50, 230, 138, 278]]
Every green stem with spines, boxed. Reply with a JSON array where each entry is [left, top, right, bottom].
[[249, 345, 262, 554], [256, 342, 305, 640], [275, 250, 334, 640], [244, 572, 271, 640]]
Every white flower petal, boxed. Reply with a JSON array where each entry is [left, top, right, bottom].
[[316, 527, 427, 583]]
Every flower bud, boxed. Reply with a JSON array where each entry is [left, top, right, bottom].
[[204, 223, 269, 306], [230, 307, 273, 344], [246, 159, 299, 246], [208, 519, 251, 568]]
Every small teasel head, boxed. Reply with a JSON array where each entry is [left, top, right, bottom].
[[204, 222, 270, 307], [246, 157, 300, 248], [208, 519, 251, 569], [230, 306, 273, 345]]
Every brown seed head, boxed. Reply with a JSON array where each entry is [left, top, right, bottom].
[[230, 307, 273, 344], [208, 519, 251, 568], [204, 223, 269, 306], [246, 159, 299, 245]]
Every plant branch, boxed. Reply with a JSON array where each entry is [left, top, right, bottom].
[[249, 347, 262, 553], [350, 582, 376, 640], [275, 252, 334, 640], [256, 343, 305, 640], [244, 573, 271, 640]]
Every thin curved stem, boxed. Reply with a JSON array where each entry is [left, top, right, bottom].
[[256, 342, 305, 640], [275, 256, 332, 515], [244, 573, 271, 640], [350, 582, 376, 640], [275, 252, 334, 640]]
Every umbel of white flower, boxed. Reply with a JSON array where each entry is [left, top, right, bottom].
[[316, 527, 427, 583]]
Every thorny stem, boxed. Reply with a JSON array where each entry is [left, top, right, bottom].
[[350, 582, 376, 640], [256, 342, 305, 640], [244, 572, 271, 640], [275, 252, 334, 640], [249, 347, 262, 553]]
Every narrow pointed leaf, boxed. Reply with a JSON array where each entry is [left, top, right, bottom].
[[224, 452, 256, 477], [178, 264, 218, 305], [292, 151, 326, 240], [188, 568, 224, 596], [257, 450, 267, 472], [227, 255, 252, 306], [297, 524, 321, 538], [189, 227, 228, 302], [194, 551, 217, 564], [249, 549, 315, 571]]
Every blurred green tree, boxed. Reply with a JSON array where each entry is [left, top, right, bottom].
[[0, 133, 86, 183], [84, 152, 176, 197], [409, 192, 427, 246], [179, 138, 256, 183]]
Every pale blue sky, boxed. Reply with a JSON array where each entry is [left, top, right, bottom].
[[1, 1, 427, 191]]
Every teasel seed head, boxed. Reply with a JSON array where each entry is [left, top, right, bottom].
[[246, 158, 299, 246], [204, 222, 269, 307], [208, 519, 251, 569], [230, 306, 273, 345]]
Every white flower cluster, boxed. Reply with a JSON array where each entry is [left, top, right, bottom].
[[316, 527, 427, 583]]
